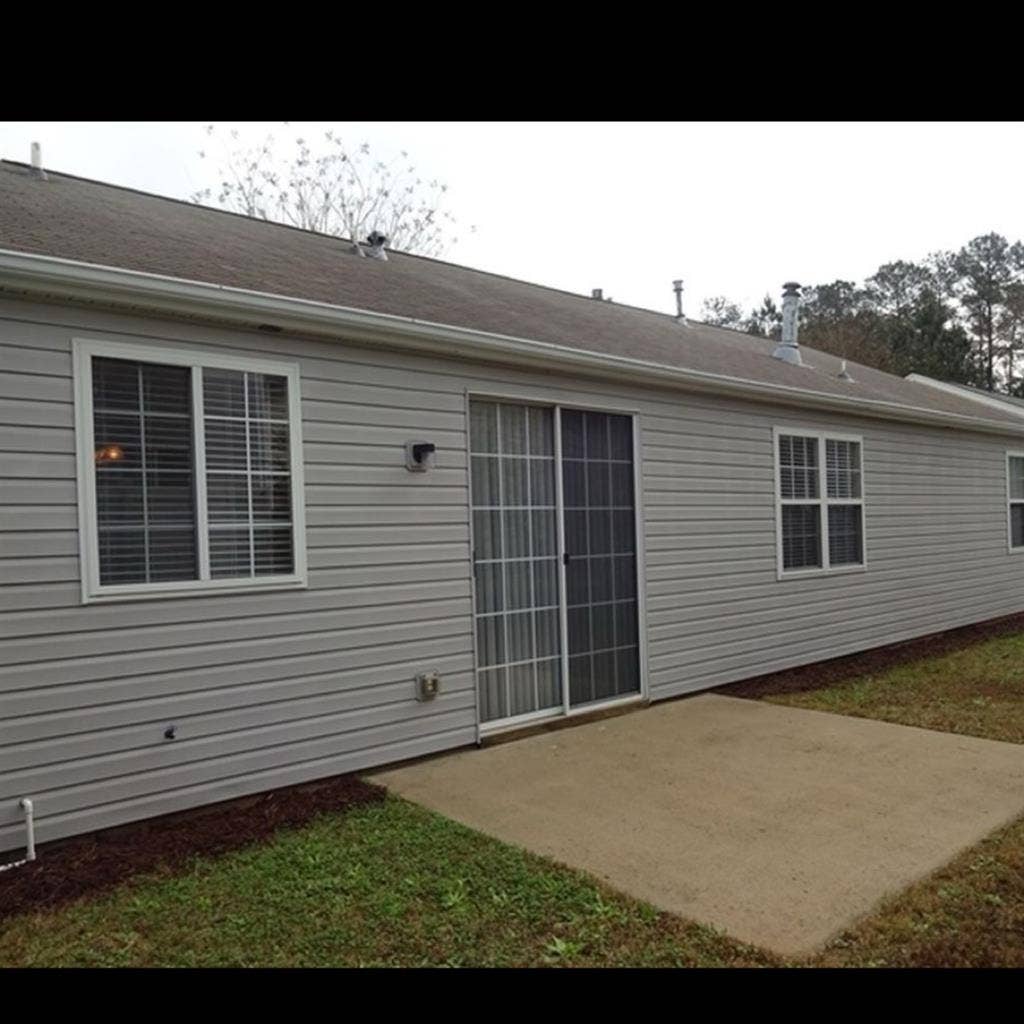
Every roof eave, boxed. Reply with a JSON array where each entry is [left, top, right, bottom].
[[906, 373, 1024, 419], [2, 247, 1024, 439]]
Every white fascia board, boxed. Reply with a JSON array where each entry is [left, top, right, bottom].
[[4, 246, 1024, 439], [906, 373, 1024, 419]]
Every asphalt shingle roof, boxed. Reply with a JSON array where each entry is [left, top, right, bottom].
[[1, 158, 1020, 430]]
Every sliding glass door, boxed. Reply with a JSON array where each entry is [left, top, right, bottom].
[[470, 400, 640, 728], [560, 410, 640, 709]]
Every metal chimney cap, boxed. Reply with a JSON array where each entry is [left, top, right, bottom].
[[782, 281, 802, 297]]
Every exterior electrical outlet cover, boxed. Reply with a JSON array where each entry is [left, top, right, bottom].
[[416, 672, 440, 701]]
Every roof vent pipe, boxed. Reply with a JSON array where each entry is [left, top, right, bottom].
[[673, 280, 687, 326], [772, 282, 803, 365], [350, 231, 388, 261], [364, 231, 388, 261], [30, 142, 48, 181]]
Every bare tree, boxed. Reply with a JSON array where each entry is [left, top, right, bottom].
[[191, 125, 473, 257]]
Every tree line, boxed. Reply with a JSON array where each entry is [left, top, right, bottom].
[[700, 233, 1024, 393]]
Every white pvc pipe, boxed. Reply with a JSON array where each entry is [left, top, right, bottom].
[[21, 798, 35, 862], [0, 798, 36, 872]]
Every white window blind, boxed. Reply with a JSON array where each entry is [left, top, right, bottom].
[[203, 368, 294, 578], [825, 439, 863, 566], [1008, 454, 1024, 550], [93, 357, 197, 585], [778, 434, 821, 570], [776, 431, 865, 575], [77, 340, 306, 602]]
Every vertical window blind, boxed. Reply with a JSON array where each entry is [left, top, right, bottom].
[[777, 432, 864, 573], [470, 400, 562, 723], [88, 350, 301, 594]]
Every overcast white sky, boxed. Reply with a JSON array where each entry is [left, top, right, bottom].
[[3, 121, 1022, 319]]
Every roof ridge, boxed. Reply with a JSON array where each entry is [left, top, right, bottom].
[[0, 156, 746, 336]]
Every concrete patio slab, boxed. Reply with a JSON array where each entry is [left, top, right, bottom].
[[369, 694, 1024, 956]]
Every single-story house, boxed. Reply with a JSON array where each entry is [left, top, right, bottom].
[[4, 157, 1024, 855]]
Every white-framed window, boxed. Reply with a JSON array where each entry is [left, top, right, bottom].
[[1007, 452, 1024, 553], [73, 338, 307, 603], [773, 427, 866, 577]]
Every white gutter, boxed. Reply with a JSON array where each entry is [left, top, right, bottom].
[[906, 373, 1024, 419], [3, 247, 1024, 438]]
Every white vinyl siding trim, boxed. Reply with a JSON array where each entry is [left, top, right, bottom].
[[72, 337, 307, 603], [773, 426, 867, 579], [1006, 451, 1024, 553]]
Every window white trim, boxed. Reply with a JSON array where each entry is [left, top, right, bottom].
[[73, 337, 308, 604], [1006, 450, 1024, 554], [772, 426, 867, 580]]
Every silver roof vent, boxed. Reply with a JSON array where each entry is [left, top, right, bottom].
[[351, 230, 388, 261], [838, 359, 855, 382], [772, 282, 802, 365], [673, 279, 688, 326], [30, 142, 48, 181], [364, 231, 388, 261]]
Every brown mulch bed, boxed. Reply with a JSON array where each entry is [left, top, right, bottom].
[[717, 611, 1024, 700], [0, 774, 385, 924]]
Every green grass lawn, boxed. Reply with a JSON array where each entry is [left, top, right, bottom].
[[0, 797, 775, 968], [755, 629, 1024, 744], [2, 630, 1023, 968]]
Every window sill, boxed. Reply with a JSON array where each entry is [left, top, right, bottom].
[[776, 564, 867, 582], [81, 576, 308, 605]]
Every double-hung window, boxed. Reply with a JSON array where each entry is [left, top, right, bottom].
[[774, 428, 865, 576], [74, 339, 307, 602], [1007, 453, 1024, 551]]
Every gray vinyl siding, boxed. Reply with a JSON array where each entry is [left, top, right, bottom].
[[3, 295, 1024, 851]]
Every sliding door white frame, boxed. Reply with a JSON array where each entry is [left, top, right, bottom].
[[467, 391, 648, 738]]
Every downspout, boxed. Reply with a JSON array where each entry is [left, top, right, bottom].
[[0, 799, 37, 872]]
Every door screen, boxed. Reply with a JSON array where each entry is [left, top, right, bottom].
[[560, 410, 640, 708]]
